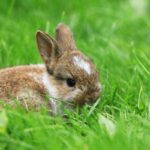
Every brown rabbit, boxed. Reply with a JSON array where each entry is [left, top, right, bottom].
[[0, 23, 101, 114]]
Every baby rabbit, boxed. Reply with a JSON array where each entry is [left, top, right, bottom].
[[0, 23, 101, 114]]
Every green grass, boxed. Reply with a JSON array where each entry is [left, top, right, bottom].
[[0, 0, 150, 149]]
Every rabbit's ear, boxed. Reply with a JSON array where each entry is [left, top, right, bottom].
[[36, 31, 59, 63], [56, 23, 76, 51]]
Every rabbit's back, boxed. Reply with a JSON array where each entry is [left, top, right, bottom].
[[0, 65, 47, 108]]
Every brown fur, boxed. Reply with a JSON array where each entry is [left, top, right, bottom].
[[0, 65, 48, 109], [0, 23, 101, 113]]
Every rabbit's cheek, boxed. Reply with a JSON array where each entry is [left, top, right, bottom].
[[62, 88, 81, 101], [42, 73, 59, 98]]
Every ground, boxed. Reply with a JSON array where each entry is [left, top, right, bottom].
[[0, 0, 150, 149]]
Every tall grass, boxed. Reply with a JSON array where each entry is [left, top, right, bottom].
[[0, 0, 150, 149]]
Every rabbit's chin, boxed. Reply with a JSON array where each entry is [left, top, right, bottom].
[[47, 93, 81, 115]]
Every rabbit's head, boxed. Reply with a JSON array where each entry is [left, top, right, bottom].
[[36, 23, 101, 107]]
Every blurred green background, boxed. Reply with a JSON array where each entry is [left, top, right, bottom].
[[0, 0, 150, 149]]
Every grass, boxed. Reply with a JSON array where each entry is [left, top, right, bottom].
[[0, 0, 150, 149]]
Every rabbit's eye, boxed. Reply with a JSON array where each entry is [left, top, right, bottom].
[[66, 78, 76, 87]]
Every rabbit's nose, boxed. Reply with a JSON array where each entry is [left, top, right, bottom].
[[86, 99, 96, 105], [87, 96, 98, 104], [85, 90, 101, 105]]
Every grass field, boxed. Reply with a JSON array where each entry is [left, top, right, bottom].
[[0, 0, 150, 149]]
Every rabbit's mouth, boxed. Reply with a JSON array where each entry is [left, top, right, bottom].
[[74, 85, 101, 107], [48, 85, 101, 115]]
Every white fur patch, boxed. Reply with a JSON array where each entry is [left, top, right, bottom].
[[73, 56, 91, 75], [42, 73, 58, 98], [42, 73, 58, 114], [98, 83, 102, 92], [36, 64, 45, 68], [29, 64, 45, 68]]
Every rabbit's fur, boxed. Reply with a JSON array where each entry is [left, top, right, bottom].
[[0, 23, 101, 114]]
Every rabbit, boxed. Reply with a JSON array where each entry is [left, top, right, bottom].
[[0, 23, 101, 115]]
